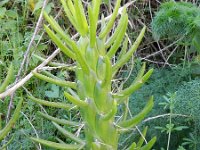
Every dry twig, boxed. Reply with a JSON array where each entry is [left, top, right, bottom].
[[0, 49, 60, 99], [6, 0, 49, 121]]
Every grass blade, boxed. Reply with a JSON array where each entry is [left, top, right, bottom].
[[60, 0, 79, 32], [105, 9, 128, 48], [137, 126, 148, 148], [141, 137, 157, 150], [64, 91, 88, 107], [107, 12, 128, 58], [44, 25, 76, 59], [114, 69, 153, 100], [43, 11, 75, 49]]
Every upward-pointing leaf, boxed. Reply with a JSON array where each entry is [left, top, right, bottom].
[[0, 98, 23, 141], [99, 0, 122, 39], [113, 26, 146, 73], [0, 63, 14, 93], [118, 97, 154, 128], [44, 25, 76, 59]]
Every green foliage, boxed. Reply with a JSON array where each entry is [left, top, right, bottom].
[[151, 1, 200, 51], [182, 133, 200, 150], [0, 3, 24, 65], [0, 98, 23, 148], [28, 0, 156, 149], [174, 79, 200, 133], [0, 64, 21, 148], [151, 1, 200, 40], [121, 62, 193, 149], [4, 0, 200, 149], [125, 62, 200, 149], [0, 1, 55, 149], [0, 63, 14, 93], [156, 93, 188, 150]]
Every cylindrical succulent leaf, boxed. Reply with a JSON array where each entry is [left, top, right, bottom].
[[0, 98, 23, 141], [99, 0, 122, 39], [96, 56, 106, 80], [93, 81, 108, 112], [0, 63, 14, 93], [85, 46, 98, 71], [105, 9, 128, 49], [113, 26, 146, 73]]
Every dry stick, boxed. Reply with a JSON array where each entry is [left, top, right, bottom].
[[141, 36, 184, 60], [136, 19, 169, 64], [120, 34, 134, 86], [136, 18, 182, 65], [142, 113, 190, 123], [25, 9, 62, 74], [142, 58, 171, 65], [18, 0, 49, 77], [6, 0, 49, 122], [21, 111, 42, 150], [0, 49, 60, 99], [148, 0, 167, 63], [35, 8, 63, 49], [163, 45, 179, 67]]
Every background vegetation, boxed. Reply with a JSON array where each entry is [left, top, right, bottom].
[[1, 0, 200, 149]]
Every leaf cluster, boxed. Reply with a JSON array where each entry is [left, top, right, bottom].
[[151, 1, 200, 50], [120, 62, 193, 149], [174, 79, 200, 132]]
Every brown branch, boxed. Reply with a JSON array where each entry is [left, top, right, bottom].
[[141, 36, 184, 60]]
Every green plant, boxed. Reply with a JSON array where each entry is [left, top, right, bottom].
[[173, 78, 200, 147], [0, 98, 23, 148], [177, 146, 186, 150], [0, 2, 51, 148], [0, 64, 14, 93], [28, 0, 156, 149], [0, 64, 23, 149], [156, 93, 188, 150], [151, 1, 200, 52], [182, 133, 200, 150], [122, 63, 193, 149]]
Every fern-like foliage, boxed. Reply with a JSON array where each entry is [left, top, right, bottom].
[[174, 79, 200, 131], [121, 63, 193, 149], [151, 1, 200, 50]]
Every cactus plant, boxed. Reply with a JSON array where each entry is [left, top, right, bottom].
[[29, 0, 156, 149]]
